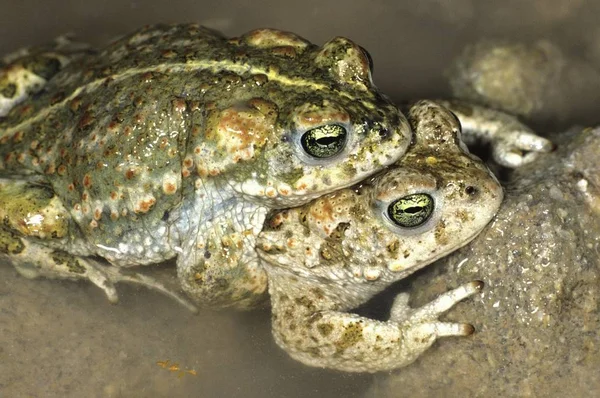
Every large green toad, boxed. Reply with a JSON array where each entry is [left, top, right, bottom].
[[0, 24, 412, 309]]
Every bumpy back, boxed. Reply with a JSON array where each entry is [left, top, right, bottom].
[[0, 24, 410, 248]]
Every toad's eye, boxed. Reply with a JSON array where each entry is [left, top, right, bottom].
[[387, 193, 434, 228], [300, 124, 347, 159]]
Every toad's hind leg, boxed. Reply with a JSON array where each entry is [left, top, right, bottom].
[[0, 179, 197, 312], [174, 197, 270, 310], [178, 253, 269, 310], [6, 239, 197, 313]]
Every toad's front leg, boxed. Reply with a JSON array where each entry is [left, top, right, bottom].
[[435, 99, 553, 167], [0, 179, 197, 312], [268, 274, 483, 373]]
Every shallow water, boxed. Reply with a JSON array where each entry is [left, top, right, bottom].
[[1, 1, 598, 396]]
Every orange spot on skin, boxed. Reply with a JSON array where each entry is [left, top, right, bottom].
[[125, 169, 136, 179], [108, 120, 120, 132], [70, 97, 82, 112], [51, 90, 64, 104], [267, 212, 286, 228], [159, 137, 169, 149], [205, 101, 276, 163], [309, 198, 335, 223], [110, 210, 119, 221], [163, 181, 177, 195], [161, 49, 177, 58], [18, 104, 33, 117], [83, 174, 92, 188], [12, 131, 24, 143], [197, 167, 208, 178], [141, 72, 154, 82], [182, 169, 191, 178], [45, 164, 56, 175], [135, 197, 156, 213], [78, 112, 94, 129], [94, 208, 102, 220], [110, 191, 118, 200], [265, 187, 277, 198], [295, 102, 350, 126], [172, 98, 187, 112], [188, 100, 201, 111], [271, 46, 298, 57]]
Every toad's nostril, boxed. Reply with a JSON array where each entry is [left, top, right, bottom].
[[465, 186, 478, 196]]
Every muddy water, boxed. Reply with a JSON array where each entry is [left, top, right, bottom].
[[1, 1, 598, 396]]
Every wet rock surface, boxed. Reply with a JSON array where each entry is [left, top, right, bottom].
[[447, 39, 600, 129], [367, 127, 600, 397]]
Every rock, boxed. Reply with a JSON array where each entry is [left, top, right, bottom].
[[447, 40, 600, 128], [368, 126, 600, 397]]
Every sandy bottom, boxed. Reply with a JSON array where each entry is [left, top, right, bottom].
[[0, 264, 370, 397]]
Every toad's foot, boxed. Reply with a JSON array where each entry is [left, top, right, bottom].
[[390, 280, 483, 337], [97, 265, 199, 313], [7, 235, 197, 313], [269, 276, 483, 372], [436, 99, 553, 167]]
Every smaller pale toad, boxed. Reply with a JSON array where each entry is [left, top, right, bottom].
[[257, 100, 503, 372]]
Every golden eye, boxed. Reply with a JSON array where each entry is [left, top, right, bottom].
[[300, 124, 347, 158], [387, 193, 434, 228]]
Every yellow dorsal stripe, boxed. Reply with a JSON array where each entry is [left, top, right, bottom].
[[1, 59, 369, 137]]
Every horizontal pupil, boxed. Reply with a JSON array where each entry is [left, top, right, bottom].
[[316, 136, 338, 146], [403, 206, 423, 214]]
